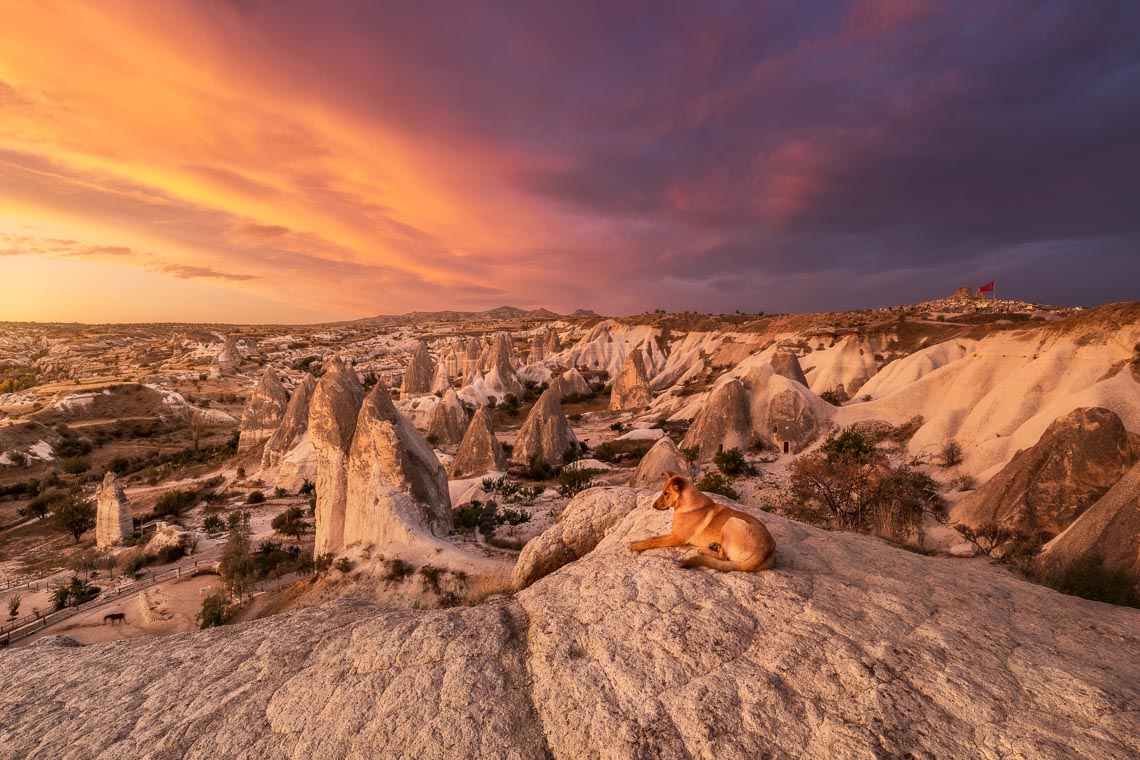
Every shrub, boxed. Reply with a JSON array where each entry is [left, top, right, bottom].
[[60, 456, 92, 475], [818, 390, 843, 406], [482, 476, 542, 503], [949, 474, 976, 492], [681, 446, 700, 465], [246, 490, 265, 505], [155, 542, 186, 564], [6, 451, 27, 467], [298, 479, 316, 496], [202, 514, 226, 533], [333, 557, 354, 574], [557, 468, 596, 498], [273, 486, 289, 498], [714, 448, 757, 477], [820, 428, 876, 464], [153, 489, 199, 518], [314, 553, 335, 575], [1035, 555, 1139, 608], [27, 489, 69, 519], [453, 504, 482, 534], [384, 558, 412, 583], [940, 440, 964, 468], [419, 564, 443, 592], [198, 593, 234, 629], [497, 507, 531, 527], [609, 422, 624, 432], [695, 472, 739, 500]]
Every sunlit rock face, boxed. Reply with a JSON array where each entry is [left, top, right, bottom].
[[310, 357, 366, 555]]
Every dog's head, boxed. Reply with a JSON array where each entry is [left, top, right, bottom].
[[653, 471, 688, 510]]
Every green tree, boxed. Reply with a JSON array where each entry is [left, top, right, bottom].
[[271, 506, 309, 541], [51, 496, 96, 543], [219, 527, 254, 599], [198, 593, 233, 629]]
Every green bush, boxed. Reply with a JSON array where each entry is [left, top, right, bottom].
[[453, 503, 482, 534], [153, 489, 199, 518], [714, 448, 757, 477], [557, 468, 596, 498], [695, 472, 739, 500], [198, 592, 233, 629], [60, 456, 92, 475], [1037, 555, 1139, 608], [202, 514, 226, 533], [246, 490, 265, 505]]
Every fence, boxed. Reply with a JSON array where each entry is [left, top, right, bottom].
[[0, 558, 216, 645]]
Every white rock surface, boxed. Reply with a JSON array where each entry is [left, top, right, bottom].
[[3, 488, 1138, 759]]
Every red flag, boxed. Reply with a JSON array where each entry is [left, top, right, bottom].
[[978, 280, 995, 293]]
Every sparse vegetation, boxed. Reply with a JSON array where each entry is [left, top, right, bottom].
[[1034, 555, 1139, 608], [482, 476, 543, 503], [714, 447, 757, 477], [557, 468, 597, 497], [153, 489, 199, 519], [271, 506, 310, 541], [198, 593, 234, 629], [695, 472, 739, 500], [940, 440, 964, 468], [51, 495, 96, 542]]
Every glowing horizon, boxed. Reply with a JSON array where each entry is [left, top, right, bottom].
[[2, 1, 1138, 323]]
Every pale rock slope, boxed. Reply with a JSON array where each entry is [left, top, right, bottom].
[[343, 383, 453, 551], [800, 334, 887, 398], [834, 322, 1140, 480], [259, 374, 317, 492], [549, 367, 590, 399], [2, 489, 1137, 759], [237, 367, 290, 454]]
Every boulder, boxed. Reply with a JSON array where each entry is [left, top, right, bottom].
[[399, 341, 435, 399], [952, 407, 1140, 537], [343, 382, 453, 549], [95, 472, 132, 548], [513, 388, 578, 466], [449, 407, 507, 478], [426, 388, 469, 446], [511, 487, 644, 590], [1039, 460, 1140, 587], [770, 348, 809, 386], [609, 348, 652, 410], [630, 436, 692, 489], [310, 357, 366, 555], [260, 374, 317, 490], [5, 490, 1139, 759], [237, 367, 291, 454], [680, 378, 751, 462]]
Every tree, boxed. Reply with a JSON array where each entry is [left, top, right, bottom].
[[271, 506, 309, 542], [940, 440, 964, 468], [27, 489, 68, 520], [198, 593, 233, 629], [51, 495, 96, 543], [8, 593, 21, 619], [219, 527, 254, 599]]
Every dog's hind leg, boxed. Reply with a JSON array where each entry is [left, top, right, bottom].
[[629, 534, 684, 552]]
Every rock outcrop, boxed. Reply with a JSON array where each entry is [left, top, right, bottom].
[[550, 367, 590, 399], [342, 383, 453, 549], [512, 487, 644, 590], [483, 332, 524, 401], [770, 348, 809, 386], [953, 407, 1140, 536], [260, 374, 317, 490], [310, 357, 366, 555], [426, 388, 469, 446], [512, 388, 578, 466], [399, 341, 435, 399], [210, 334, 240, 376], [429, 362, 451, 395], [742, 362, 828, 454], [1039, 460, 1140, 587], [630, 436, 692, 488], [95, 472, 132, 547], [5, 489, 1139, 759], [680, 378, 752, 462], [449, 407, 507, 478], [237, 367, 291, 454], [609, 348, 652, 410]]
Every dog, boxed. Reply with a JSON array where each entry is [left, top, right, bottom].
[[629, 471, 776, 571]]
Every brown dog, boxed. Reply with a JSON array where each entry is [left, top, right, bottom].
[[629, 471, 776, 571]]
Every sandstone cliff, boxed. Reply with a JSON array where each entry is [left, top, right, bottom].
[[237, 367, 290, 454], [310, 357, 366, 555]]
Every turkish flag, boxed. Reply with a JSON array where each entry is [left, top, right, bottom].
[[978, 280, 995, 293]]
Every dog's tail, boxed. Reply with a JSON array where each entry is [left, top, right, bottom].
[[680, 545, 774, 572]]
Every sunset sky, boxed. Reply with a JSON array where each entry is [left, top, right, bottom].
[[1, 1, 1138, 323]]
